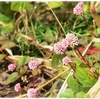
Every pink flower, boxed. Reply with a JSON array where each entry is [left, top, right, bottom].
[[14, 83, 21, 92], [62, 56, 72, 66], [54, 42, 64, 55], [73, 2, 84, 15], [8, 64, 16, 71], [90, 67, 96, 73], [61, 39, 69, 50], [66, 33, 79, 47], [77, 2, 84, 7], [27, 88, 37, 98], [28, 60, 38, 70]]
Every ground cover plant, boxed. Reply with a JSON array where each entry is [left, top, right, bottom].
[[0, 1, 100, 98]]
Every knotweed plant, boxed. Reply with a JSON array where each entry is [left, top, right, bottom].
[[8, 59, 39, 98], [4, 1, 100, 98]]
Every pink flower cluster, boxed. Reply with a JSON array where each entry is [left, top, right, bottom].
[[90, 67, 96, 73], [73, 2, 84, 15], [54, 39, 68, 55], [14, 83, 21, 92], [54, 33, 79, 54], [8, 63, 16, 71], [27, 88, 37, 98], [62, 56, 72, 66], [28, 59, 38, 70], [66, 33, 79, 47]]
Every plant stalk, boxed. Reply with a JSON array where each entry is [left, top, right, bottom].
[[46, 2, 66, 35]]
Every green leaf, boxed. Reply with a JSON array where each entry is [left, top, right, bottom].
[[0, 13, 12, 23], [42, 28, 55, 43], [48, 2, 63, 9], [6, 72, 19, 85], [75, 91, 88, 98], [17, 56, 30, 69], [59, 88, 74, 98], [32, 69, 38, 75], [74, 58, 86, 68], [94, 28, 100, 36], [0, 54, 5, 60], [76, 67, 97, 87], [67, 75, 83, 92], [20, 65, 28, 74], [0, 22, 14, 34], [11, 2, 32, 12], [51, 79, 63, 89], [1, 42, 16, 50], [52, 53, 64, 67]]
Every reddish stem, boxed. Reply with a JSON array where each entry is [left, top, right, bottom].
[[82, 15, 96, 38]]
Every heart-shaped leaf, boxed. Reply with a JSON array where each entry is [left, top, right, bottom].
[[67, 75, 83, 92], [52, 53, 64, 67], [76, 67, 97, 87], [20, 65, 28, 75], [17, 56, 30, 70], [5, 72, 19, 85]]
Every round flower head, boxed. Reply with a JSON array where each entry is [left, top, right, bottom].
[[27, 88, 37, 98], [77, 2, 84, 7], [14, 83, 21, 92], [90, 67, 96, 73], [54, 42, 64, 55], [28, 60, 38, 70], [61, 39, 69, 51], [62, 56, 72, 66], [66, 33, 79, 48], [73, 2, 84, 15], [8, 63, 16, 71]]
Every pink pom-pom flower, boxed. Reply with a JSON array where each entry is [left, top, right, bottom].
[[62, 56, 72, 66], [28, 60, 38, 70], [66, 33, 79, 47], [54, 42, 64, 55], [54, 39, 69, 55], [90, 67, 96, 73], [27, 88, 37, 98], [61, 39, 69, 51], [8, 63, 16, 71], [73, 2, 84, 15], [14, 83, 21, 92], [77, 2, 84, 7]]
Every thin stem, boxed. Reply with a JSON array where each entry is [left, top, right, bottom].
[[69, 63, 75, 72], [30, 21, 37, 40], [73, 48, 91, 68], [82, 40, 93, 56], [77, 49, 92, 68], [82, 15, 96, 38], [73, 48, 99, 77], [30, 21, 45, 57], [46, 2, 66, 35]]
